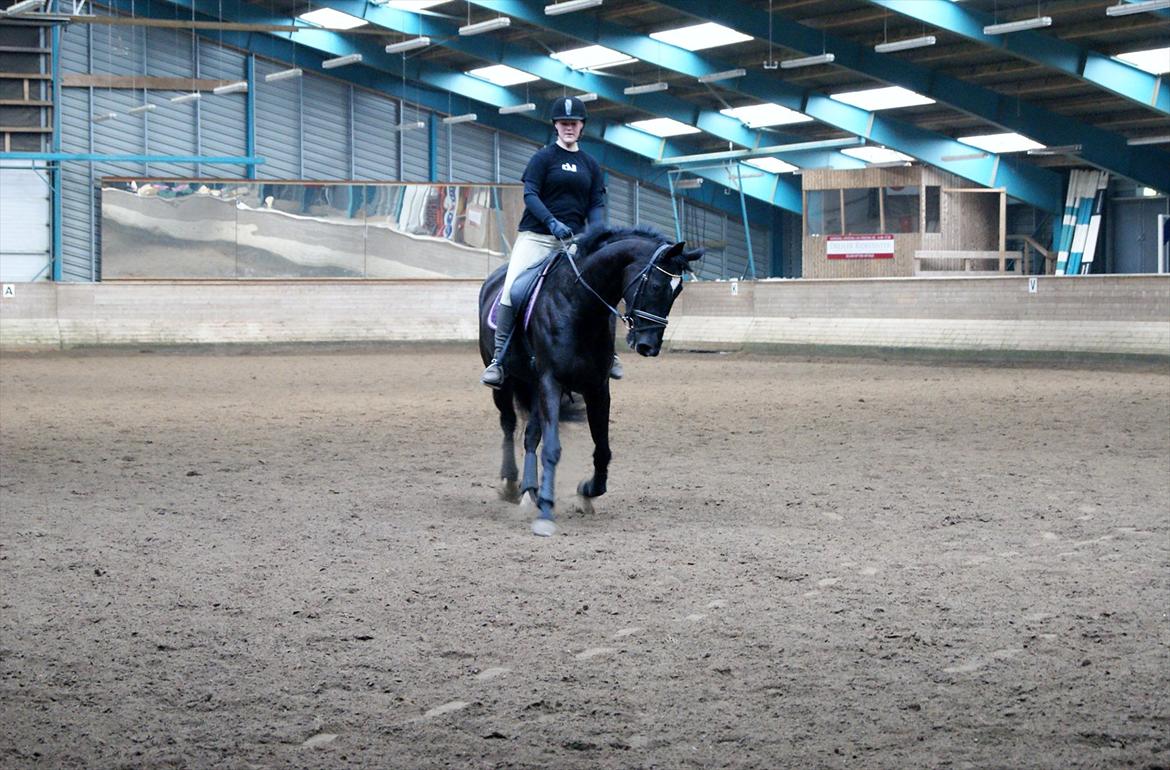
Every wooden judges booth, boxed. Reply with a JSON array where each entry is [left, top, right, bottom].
[[801, 166, 1031, 279]]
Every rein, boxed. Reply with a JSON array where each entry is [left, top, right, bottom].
[[563, 241, 677, 331]]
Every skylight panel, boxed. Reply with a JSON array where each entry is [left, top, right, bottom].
[[1114, 47, 1170, 75], [378, 0, 449, 10], [720, 103, 812, 127], [298, 7, 368, 29], [649, 22, 752, 51], [467, 64, 541, 86], [627, 118, 702, 137], [957, 132, 1043, 153], [830, 86, 935, 111], [551, 45, 637, 70], [745, 157, 798, 174], [841, 146, 914, 164]]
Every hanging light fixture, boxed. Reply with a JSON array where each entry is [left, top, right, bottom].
[[874, 35, 936, 53], [213, 81, 248, 95], [459, 17, 510, 36], [545, 0, 602, 15], [322, 53, 362, 69], [0, 0, 46, 15], [385, 37, 430, 54], [91, 111, 118, 122], [265, 67, 303, 82], [623, 82, 669, 95], [442, 113, 477, 125], [779, 53, 835, 69], [1105, 0, 1169, 15], [698, 68, 746, 84], [170, 92, 202, 104], [128, 103, 156, 115], [575, 92, 598, 102], [982, 16, 1051, 34]]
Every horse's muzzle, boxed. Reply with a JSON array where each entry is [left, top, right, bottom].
[[635, 341, 660, 357]]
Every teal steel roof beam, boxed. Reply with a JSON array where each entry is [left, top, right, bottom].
[[868, 0, 1169, 116], [313, 0, 823, 160], [109, 0, 793, 216], [657, 0, 1170, 193], [466, 0, 1062, 211]]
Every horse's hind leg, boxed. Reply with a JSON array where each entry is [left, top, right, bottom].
[[577, 385, 612, 505], [532, 374, 563, 536], [493, 385, 520, 503]]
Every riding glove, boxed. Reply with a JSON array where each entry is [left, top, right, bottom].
[[546, 218, 573, 241]]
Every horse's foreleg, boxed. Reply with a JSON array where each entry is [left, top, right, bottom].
[[520, 407, 542, 503], [532, 373, 563, 536], [492, 386, 520, 503], [577, 385, 612, 500]]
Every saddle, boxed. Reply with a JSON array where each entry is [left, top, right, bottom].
[[487, 247, 566, 332]]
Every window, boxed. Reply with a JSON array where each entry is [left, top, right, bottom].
[[924, 186, 941, 233], [883, 186, 920, 233], [843, 188, 881, 233], [806, 190, 841, 236]]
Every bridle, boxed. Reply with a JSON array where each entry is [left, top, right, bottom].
[[563, 241, 680, 332]]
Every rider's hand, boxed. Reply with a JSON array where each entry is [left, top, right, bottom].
[[546, 218, 573, 241]]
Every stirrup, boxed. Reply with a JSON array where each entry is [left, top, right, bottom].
[[481, 359, 505, 388], [609, 354, 624, 380]]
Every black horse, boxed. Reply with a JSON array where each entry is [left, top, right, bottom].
[[478, 225, 703, 536]]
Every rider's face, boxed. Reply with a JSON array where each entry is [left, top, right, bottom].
[[554, 119, 583, 143]]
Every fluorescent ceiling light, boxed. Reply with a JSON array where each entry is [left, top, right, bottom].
[[982, 16, 1051, 34], [1127, 134, 1170, 145], [265, 67, 302, 82], [874, 35, 937, 53], [545, 0, 602, 15], [394, 121, 426, 131], [830, 86, 934, 111], [442, 113, 477, 125], [298, 7, 368, 30], [698, 68, 746, 83], [674, 178, 703, 189], [213, 81, 248, 95], [459, 16, 510, 36], [841, 146, 914, 164], [385, 37, 431, 54], [467, 64, 539, 86], [957, 132, 1043, 153], [720, 103, 813, 127], [744, 157, 798, 174], [551, 44, 636, 70], [627, 117, 702, 137], [1, 0, 45, 14], [649, 22, 752, 52], [127, 103, 156, 115], [940, 151, 989, 161], [92, 112, 118, 122], [1106, 0, 1170, 15], [170, 92, 202, 104], [624, 81, 668, 95], [1114, 47, 1170, 74], [322, 53, 362, 69], [1027, 144, 1082, 156], [780, 53, 835, 69], [499, 103, 536, 114], [576, 92, 598, 102]]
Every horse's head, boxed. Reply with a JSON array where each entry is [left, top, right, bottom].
[[621, 239, 704, 357]]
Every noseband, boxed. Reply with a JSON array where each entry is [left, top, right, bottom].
[[564, 241, 679, 332]]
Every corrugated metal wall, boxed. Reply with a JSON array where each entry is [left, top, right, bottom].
[[53, 27, 785, 281]]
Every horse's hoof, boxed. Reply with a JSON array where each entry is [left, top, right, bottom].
[[573, 495, 595, 516], [498, 479, 521, 503], [531, 518, 557, 537]]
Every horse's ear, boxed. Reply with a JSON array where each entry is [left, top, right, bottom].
[[684, 247, 704, 263], [664, 241, 687, 259]]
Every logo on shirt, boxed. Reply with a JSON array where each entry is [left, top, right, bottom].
[[561, 162, 578, 172]]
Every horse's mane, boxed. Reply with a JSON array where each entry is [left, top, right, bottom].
[[573, 225, 670, 260]]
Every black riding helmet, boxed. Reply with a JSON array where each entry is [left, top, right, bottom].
[[550, 96, 588, 123]]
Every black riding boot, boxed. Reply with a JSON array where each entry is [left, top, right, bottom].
[[481, 303, 516, 388]]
